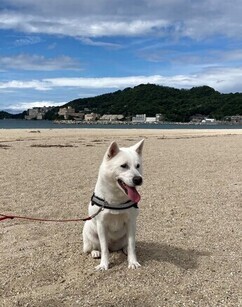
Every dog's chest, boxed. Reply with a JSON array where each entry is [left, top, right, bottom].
[[105, 213, 127, 232]]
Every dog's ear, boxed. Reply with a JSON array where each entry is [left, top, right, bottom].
[[106, 141, 120, 159], [131, 139, 144, 155]]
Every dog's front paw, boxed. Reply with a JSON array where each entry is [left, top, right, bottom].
[[95, 262, 109, 271], [128, 261, 141, 269]]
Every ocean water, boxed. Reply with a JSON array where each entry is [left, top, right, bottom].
[[0, 119, 241, 130]]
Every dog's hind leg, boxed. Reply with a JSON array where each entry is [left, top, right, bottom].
[[83, 235, 101, 257], [83, 236, 101, 258], [91, 250, 101, 258], [83, 223, 95, 253], [83, 222, 101, 258], [83, 235, 92, 253]]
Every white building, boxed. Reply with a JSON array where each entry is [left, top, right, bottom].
[[25, 107, 53, 120], [146, 117, 156, 123], [201, 118, 216, 123], [58, 106, 75, 119], [99, 114, 124, 121], [132, 114, 146, 123], [85, 113, 98, 121]]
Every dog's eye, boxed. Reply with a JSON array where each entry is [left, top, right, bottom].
[[136, 163, 140, 169], [120, 163, 128, 169]]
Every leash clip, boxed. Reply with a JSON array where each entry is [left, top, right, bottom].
[[103, 201, 108, 210]]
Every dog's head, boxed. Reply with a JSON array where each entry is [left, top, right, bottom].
[[102, 139, 144, 203]]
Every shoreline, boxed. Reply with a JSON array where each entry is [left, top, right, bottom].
[[1, 118, 242, 130], [1, 128, 242, 142], [1, 117, 242, 126], [53, 119, 242, 126]]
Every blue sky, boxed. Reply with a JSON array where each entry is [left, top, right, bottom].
[[1, 0, 242, 112]]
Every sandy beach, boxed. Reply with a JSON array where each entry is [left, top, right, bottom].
[[0, 128, 241, 307]]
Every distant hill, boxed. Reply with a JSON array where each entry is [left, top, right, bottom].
[[0, 111, 13, 119], [0, 110, 26, 119], [1, 84, 242, 122], [64, 84, 242, 122]]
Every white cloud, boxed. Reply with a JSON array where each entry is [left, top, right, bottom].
[[79, 37, 121, 49], [1, 69, 242, 93], [1, 0, 242, 39], [14, 36, 42, 46], [0, 54, 81, 71], [44, 76, 162, 89], [0, 80, 51, 90], [0, 12, 168, 37], [7, 101, 64, 111]]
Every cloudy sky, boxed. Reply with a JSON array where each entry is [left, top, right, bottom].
[[1, 0, 242, 112]]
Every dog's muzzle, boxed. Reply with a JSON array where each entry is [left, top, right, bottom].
[[132, 176, 142, 186]]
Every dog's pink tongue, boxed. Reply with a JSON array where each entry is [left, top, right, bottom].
[[126, 186, 141, 203]]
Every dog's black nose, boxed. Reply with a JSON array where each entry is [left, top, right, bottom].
[[133, 176, 143, 186]]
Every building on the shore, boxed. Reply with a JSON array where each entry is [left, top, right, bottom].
[[132, 114, 163, 123], [224, 115, 242, 124], [58, 106, 84, 120], [132, 114, 146, 123], [156, 114, 164, 122], [146, 117, 156, 123], [99, 114, 124, 121], [25, 106, 53, 120], [84, 113, 99, 121], [190, 115, 217, 123], [190, 114, 207, 123], [201, 118, 216, 123]]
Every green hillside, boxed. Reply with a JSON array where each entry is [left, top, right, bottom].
[[0, 111, 26, 119], [0, 111, 13, 119], [65, 84, 242, 122], [1, 84, 242, 122]]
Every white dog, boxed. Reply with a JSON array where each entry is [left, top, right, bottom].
[[83, 139, 144, 270]]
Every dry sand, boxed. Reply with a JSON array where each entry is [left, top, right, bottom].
[[0, 128, 241, 307]]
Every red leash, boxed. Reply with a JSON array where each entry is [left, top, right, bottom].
[[0, 207, 104, 223]]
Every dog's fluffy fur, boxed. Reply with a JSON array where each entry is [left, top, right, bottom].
[[83, 140, 144, 270]]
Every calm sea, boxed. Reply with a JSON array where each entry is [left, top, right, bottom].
[[0, 119, 241, 130]]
